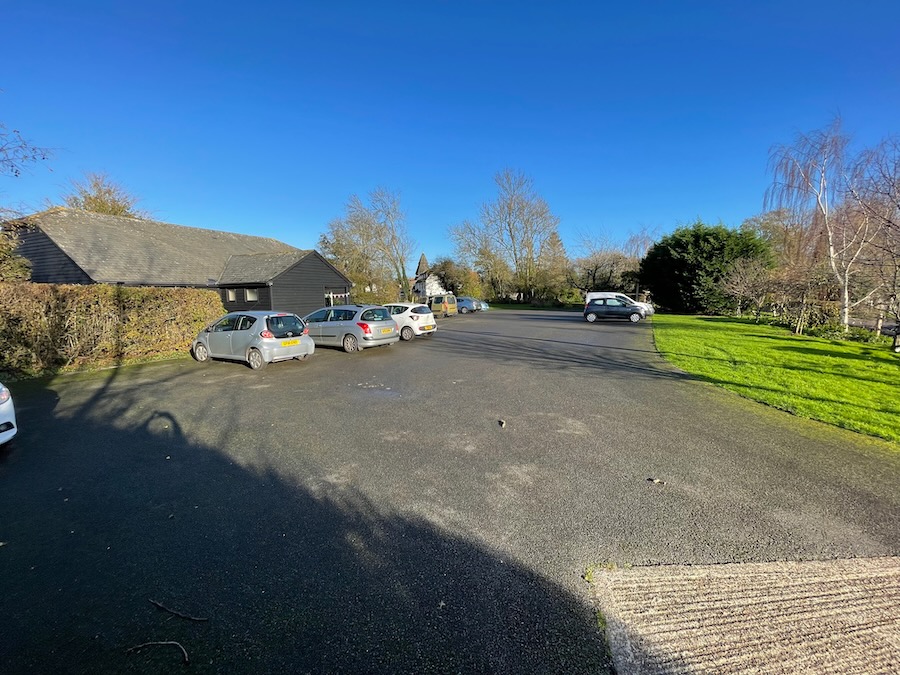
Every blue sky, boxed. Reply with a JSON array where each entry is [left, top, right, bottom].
[[3, 1, 898, 266]]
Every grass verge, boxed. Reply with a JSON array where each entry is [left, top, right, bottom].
[[651, 314, 900, 444]]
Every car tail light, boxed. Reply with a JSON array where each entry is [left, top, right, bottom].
[[411, 314, 419, 322], [260, 329, 274, 338], [357, 322, 372, 335], [303, 326, 309, 335]]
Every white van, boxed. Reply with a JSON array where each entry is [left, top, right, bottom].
[[584, 291, 654, 316]]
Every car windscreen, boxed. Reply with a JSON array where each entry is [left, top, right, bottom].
[[266, 315, 305, 338], [360, 308, 391, 322], [410, 306, 431, 315]]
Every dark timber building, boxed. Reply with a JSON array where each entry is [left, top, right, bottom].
[[12, 208, 352, 316]]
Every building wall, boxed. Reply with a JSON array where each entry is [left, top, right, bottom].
[[16, 228, 94, 284], [270, 253, 351, 316], [412, 273, 447, 300], [219, 285, 273, 312]]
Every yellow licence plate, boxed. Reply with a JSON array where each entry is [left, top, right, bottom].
[[422, 325, 434, 330], [380, 328, 393, 334], [281, 339, 300, 346]]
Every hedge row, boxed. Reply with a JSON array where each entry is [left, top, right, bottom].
[[0, 283, 225, 379]]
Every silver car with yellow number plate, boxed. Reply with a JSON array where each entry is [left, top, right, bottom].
[[303, 305, 400, 352], [192, 311, 315, 370]]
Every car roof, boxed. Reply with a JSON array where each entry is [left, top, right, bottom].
[[385, 302, 428, 308], [224, 310, 299, 318], [306, 304, 394, 314], [319, 304, 379, 310]]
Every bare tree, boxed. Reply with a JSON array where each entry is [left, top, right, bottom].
[[450, 218, 513, 299], [0, 122, 51, 180], [570, 230, 640, 296], [320, 187, 416, 303], [721, 258, 772, 319], [845, 138, 900, 349], [1, 121, 51, 277], [623, 225, 658, 260], [61, 171, 149, 219], [367, 187, 416, 301], [453, 169, 560, 300], [767, 119, 883, 329]]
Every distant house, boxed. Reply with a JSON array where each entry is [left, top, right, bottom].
[[411, 253, 447, 299], [12, 208, 351, 316]]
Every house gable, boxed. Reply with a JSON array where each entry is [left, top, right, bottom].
[[16, 226, 94, 284]]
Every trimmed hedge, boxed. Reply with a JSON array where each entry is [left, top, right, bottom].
[[0, 283, 225, 379]]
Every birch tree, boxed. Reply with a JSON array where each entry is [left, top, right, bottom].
[[847, 138, 900, 349], [767, 119, 883, 329]]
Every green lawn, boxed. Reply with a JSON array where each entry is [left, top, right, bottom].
[[652, 314, 900, 444]]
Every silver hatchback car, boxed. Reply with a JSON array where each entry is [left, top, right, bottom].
[[303, 305, 400, 352], [192, 311, 315, 370]]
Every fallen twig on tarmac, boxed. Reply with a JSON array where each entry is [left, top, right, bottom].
[[149, 598, 208, 622], [126, 640, 190, 664]]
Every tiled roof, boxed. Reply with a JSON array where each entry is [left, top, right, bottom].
[[19, 208, 298, 286], [218, 251, 313, 284]]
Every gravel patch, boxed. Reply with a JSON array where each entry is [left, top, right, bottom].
[[592, 557, 900, 674]]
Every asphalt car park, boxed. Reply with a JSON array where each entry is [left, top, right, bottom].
[[2, 309, 898, 672]]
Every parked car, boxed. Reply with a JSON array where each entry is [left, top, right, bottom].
[[384, 302, 438, 340], [0, 382, 17, 446], [457, 297, 481, 314], [192, 311, 315, 370], [303, 305, 400, 352], [583, 298, 646, 323], [584, 291, 654, 316], [428, 294, 458, 317]]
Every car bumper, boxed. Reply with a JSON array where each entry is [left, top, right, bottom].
[[412, 323, 437, 335], [361, 334, 400, 347], [260, 337, 316, 362], [0, 399, 17, 445]]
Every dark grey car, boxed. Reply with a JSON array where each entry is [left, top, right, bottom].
[[583, 298, 646, 323], [303, 305, 400, 352]]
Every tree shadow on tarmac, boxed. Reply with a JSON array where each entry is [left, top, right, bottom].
[[0, 369, 610, 674]]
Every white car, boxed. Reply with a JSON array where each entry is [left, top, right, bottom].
[[384, 303, 438, 341], [584, 291, 654, 316], [0, 382, 18, 445]]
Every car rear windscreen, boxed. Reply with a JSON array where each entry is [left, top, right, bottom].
[[411, 306, 431, 314], [361, 308, 391, 321], [267, 315, 305, 338]]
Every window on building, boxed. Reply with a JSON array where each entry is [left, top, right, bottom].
[[226, 289, 236, 302], [245, 288, 259, 302], [325, 288, 350, 306]]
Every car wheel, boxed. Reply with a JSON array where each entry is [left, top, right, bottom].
[[629, 312, 642, 323], [248, 348, 267, 370], [460, 307, 469, 314], [343, 334, 359, 353], [193, 342, 209, 363], [296, 353, 309, 361], [585, 313, 598, 323], [400, 326, 414, 341]]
